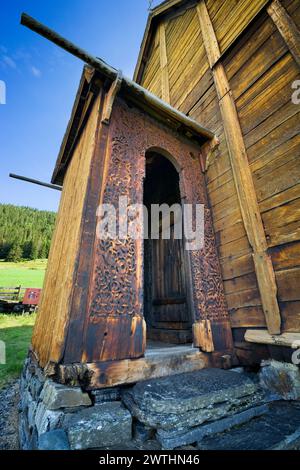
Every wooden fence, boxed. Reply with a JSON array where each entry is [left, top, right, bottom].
[[0, 286, 27, 302]]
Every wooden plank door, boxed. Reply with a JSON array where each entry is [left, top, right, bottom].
[[145, 220, 193, 343]]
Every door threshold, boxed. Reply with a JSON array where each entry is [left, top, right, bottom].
[[145, 341, 197, 357]]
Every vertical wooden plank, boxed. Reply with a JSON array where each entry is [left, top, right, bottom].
[[267, 0, 300, 68], [159, 22, 170, 102], [32, 91, 102, 367], [197, 0, 281, 335], [63, 89, 108, 363], [193, 319, 214, 352], [196, 2, 220, 68]]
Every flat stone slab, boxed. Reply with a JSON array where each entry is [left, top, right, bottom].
[[157, 404, 269, 449], [197, 401, 300, 450], [66, 402, 132, 450], [122, 368, 263, 430], [41, 380, 92, 410]]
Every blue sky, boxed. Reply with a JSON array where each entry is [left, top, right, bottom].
[[0, 0, 160, 212]]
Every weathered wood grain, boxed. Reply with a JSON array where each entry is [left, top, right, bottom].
[[218, 235, 251, 261], [136, 0, 300, 346], [230, 306, 266, 328], [262, 198, 300, 236], [32, 92, 101, 367], [62, 90, 112, 364], [224, 271, 259, 296], [270, 241, 300, 271], [220, 253, 255, 281], [267, 0, 300, 68], [197, 0, 281, 334], [193, 320, 214, 352], [280, 300, 300, 332], [245, 329, 300, 347], [226, 286, 262, 310], [238, 57, 299, 136], [206, 0, 269, 54], [267, 219, 300, 248], [257, 169, 300, 213], [159, 22, 170, 102], [223, 14, 277, 81], [141, 28, 161, 97], [276, 267, 300, 302]]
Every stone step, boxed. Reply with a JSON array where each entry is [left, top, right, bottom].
[[197, 401, 300, 450], [156, 403, 269, 449], [122, 368, 266, 448]]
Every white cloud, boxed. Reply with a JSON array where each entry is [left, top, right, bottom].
[[0, 47, 42, 78], [2, 55, 17, 69], [13, 49, 32, 61], [31, 66, 41, 77]]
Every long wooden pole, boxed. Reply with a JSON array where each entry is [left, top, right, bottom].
[[9, 173, 62, 191], [20, 13, 214, 140], [196, 0, 281, 335]]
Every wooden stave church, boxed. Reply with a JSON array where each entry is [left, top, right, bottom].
[[29, 0, 300, 389]]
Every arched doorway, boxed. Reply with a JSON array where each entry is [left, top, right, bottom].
[[143, 151, 193, 345]]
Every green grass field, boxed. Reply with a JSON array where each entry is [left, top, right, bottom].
[[0, 314, 36, 388], [0, 259, 46, 388], [0, 259, 47, 288]]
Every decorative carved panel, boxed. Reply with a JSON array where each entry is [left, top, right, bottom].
[[83, 97, 231, 361]]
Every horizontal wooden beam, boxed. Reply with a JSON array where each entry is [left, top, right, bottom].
[[56, 347, 208, 389], [245, 329, 300, 348]]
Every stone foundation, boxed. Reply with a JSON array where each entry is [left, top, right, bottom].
[[19, 357, 131, 450], [19, 355, 280, 450]]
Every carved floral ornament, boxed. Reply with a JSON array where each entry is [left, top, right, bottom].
[[88, 99, 229, 324]]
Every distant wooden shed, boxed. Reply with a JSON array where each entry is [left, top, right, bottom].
[[30, 0, 300, 389]]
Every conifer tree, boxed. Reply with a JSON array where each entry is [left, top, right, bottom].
[[6, 243, 22, 262], [0, 204, 56, 261]]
